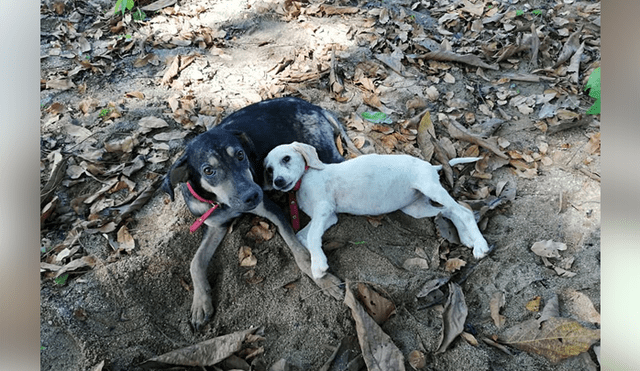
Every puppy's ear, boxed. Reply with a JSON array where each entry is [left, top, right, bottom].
[[162, 153, 189, 201], [291, 142, 325, 169]]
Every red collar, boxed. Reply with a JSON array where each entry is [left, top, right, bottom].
[[186, 181, 219, 233], [288, 166, 309, 231]]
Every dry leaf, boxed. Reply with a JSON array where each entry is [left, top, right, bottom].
[[500, 317, 599, 363], [490, 291, 506, 328], [117, 226, 135, 251], [565, 291, 600, 325], [344, 281, 405, 371], [531, 240, 567, 258], [416, 277, 449, 298], [436, 283, 468, 353], [246, 221, 274, 242], [416, 111, 435, 162], [526, 296, 542, 312], [238, 246, 257, 267], [402, 258, 429, 271], [138, 116, 169, 134], [444, 258, 466, 272], [408, 350, 426, 370], [140, 328, 258, 368], [460, 331, 478, 346], [125, 91, 145, 99], [356, 283, 396, 325]]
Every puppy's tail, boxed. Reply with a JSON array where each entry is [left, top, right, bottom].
[[322, 110, 362, 156], [433, 157, 482, 171]]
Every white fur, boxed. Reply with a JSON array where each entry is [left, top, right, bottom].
[[264, 142, 490, 279]]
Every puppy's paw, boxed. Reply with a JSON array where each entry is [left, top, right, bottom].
[[310, 257, 329, 280], [472, 238, 490, 259], [314, 272, 344, 301], [191, 292, 214, 331]]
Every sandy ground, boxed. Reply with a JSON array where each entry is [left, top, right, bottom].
[[40, 0, 600, 370]]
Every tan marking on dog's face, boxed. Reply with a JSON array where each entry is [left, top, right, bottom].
[[226, 146, 235, 158], [206, 156, 219, 167]]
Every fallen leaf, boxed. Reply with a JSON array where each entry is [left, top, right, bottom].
[[460, 331, 478, 346], [490, 291, 506, 328], [408, 350, 426, 370], [125, 91, 145, 99], [500, 317, 599, 363], [402, 257, 429, 271], [344, 281, 405, 371], [531, 240, 567, 258], [526, 296, 542, 312], [435, 214, 461, 245], [436, 283, 468, 353], [444, 258, 466, 272], [356, 283, 396, 325], [416, 110, 435, 162], [238, 246, 257, 267], [140, 328, 258, 368], [565, 290, 600, 325], [138, 116, 169, 134], [117, 226, 135, 252], [416, 277, 449, 298], [246, 221, 274, 242]]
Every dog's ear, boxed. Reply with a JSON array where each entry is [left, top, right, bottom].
[[162, 153, 189, 201], [291, 142, 325, 169]]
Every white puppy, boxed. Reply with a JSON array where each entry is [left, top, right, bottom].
[[264, 142, 490, 279]]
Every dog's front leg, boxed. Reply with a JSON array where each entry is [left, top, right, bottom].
[[251, 199, 344, 300], [190, 223, 227, 331]]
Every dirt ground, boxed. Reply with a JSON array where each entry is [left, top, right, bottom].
[[39, 0, 600, 370]]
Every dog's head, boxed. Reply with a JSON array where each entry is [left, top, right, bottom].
[[162, 128, 263, 211], [263, 141, 325, 192]]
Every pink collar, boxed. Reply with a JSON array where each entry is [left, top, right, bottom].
[[186, 181, 219, 233]]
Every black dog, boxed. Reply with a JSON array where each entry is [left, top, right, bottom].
[[162, 97, 355, 329]]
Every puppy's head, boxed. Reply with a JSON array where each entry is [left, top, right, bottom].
[[263, 142, 325, 192], [162, 129, 263, 211]]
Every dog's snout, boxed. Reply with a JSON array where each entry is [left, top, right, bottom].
[[244, 190, 261, 207], [274, 177, 286, 189]]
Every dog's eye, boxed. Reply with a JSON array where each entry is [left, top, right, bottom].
[[282, 156, 291, 164], [203, 166, 215, 176], [236, 150, 245, 161], [266, 167, 273, 176]]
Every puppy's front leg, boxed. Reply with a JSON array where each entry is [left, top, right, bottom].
[[190, 223, 227, 330], [307, 205, 338, 280], [251, 199, 344, 300]]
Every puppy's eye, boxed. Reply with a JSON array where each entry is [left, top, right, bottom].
[[236, 150, 245, 161], [203, 166, 215, 176], [282, 155, 291, 164], [266, 167, 273, 175]]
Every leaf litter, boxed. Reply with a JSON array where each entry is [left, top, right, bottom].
[[40, 0, 600, 369]]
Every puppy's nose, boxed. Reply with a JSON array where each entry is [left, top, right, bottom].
[[274, 177, 286, 189], [244, 191, 261, 207]]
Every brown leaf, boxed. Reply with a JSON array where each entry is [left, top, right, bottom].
[[125, 91, 145, 99], [555, 27, 582, 67], [441, 118, 508, 159], [344, 281, 405, 371], [162, 55, 181, 85], [565, 290, 600, 325], [500, 316, 600, 363], [246, 221, 274, 242], [444, 258, 466, 272], [356, 283, 396, 325], [238, 246, 257, 267], [526, 296, 542, 312], [416, 110, 435, 162], [117, 225, 135, 251], [46, 78, 76, 90], [408, 350, 426, 369], [140, 328, 258, 368], [436, 283, 468, 353], [530, 240, 567, 258], [417, 50, 498, 70], [490, 291, 506, 328]]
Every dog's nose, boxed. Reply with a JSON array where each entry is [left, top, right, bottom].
[[244, 191, 261, 207], [274, 177, 286, 189]]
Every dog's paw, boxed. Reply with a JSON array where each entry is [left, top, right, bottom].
[[314, 272, 344, 301], [191, 292, 214, 331], [310, 257, 329, 280], [472, 238, 490, 259]]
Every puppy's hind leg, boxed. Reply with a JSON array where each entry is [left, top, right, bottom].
[[251, 198, 344, 300]]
